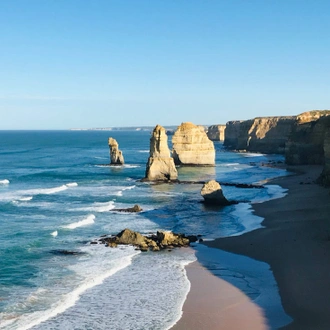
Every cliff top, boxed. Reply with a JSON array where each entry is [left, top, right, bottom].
[[178, 122, 198, 129], [297, 110, 330, 123]]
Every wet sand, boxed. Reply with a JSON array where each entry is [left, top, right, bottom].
[[172, 165, 330, 329], [171, 261, 268, 330]]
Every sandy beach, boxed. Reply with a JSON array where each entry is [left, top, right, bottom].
[[173, 165, 330, 330]]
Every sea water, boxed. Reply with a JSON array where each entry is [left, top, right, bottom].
[[0, 130, 288, 330]]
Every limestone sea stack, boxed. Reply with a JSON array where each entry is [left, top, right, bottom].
[[201, 180, 230, 205], [108, 137, 124, 165], [172, 122, 215, 165], [144, 125, 178, 181]]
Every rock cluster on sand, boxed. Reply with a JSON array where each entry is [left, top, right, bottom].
[[108, 137, 124, 165], [172, 122, 215, 165], [96, 228, 197, 252], [201, 180, 230, 205], [145, 125, 178, 181], [207, 125, 226, 141]]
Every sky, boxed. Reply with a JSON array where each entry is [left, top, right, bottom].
[[0, 0, 329, 129]]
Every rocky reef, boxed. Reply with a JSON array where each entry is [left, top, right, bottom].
[[224, 117, 295, 154], [285, 111, 330, 165], [108, 137, 124, 165], [207, 125, 226, 141], [201, 180, 231, 205], [95, 228, 197, 252], [172, 122, 215, 165], [144, 125, 178, 181]]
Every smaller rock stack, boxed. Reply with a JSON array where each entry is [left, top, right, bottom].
[[201, 180, 230, 205], [108, 138, 124, 165], [145, 125, 178, 181]]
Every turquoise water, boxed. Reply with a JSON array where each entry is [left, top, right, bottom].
[[0, 130, 287, 329]]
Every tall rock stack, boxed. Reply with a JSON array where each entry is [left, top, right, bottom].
[[145, 125, 178, 181], [108, 138, 124, 165], [172, 122, 215, 166], [207, 125, 226, 141]]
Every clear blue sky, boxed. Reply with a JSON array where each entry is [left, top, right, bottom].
[[0, 0, 329, 129]]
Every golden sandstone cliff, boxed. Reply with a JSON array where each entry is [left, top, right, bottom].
[[172, 122, 215, 166], [207, 125, 226, 141], [222, 110, 330, 186], [145, 125, 178, 181], [224, 116, 296, 154]]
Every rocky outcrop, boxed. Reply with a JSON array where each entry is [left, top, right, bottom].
[[224, 117, 295, 153], [172, 122, 215, 165], [112, 205, 143, 213], [108, 138, 124, 165], [97, 228, 195, 252], [201, 180, 231, 205], [207, 125, 226, 141], [285, 111, 330, 165], [144, 125, 178, 181]]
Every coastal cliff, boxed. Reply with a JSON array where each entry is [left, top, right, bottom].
[[172, 122, 215, 165], [145, 125, 178, 181], [285, 111, 330, 165], [224, 117, 295, 154], [207, 125, 226, 141]]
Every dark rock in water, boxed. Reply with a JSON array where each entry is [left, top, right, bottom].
[[98, 228, 193, 252], [112, 204, 143, 213], [90, 241, 98, 244], [50, 250, 85, 256]]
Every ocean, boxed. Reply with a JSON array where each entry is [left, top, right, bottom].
[[0, 130, 288, 330]]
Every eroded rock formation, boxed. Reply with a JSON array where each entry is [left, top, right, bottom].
[[201, 180, 230, 205], [207, 125, 226, 141], [108, 137, 124, 165], [96, 228, 195, 252], [224, 117, 295, 153], [285, 111, 330, 165], [172, 122, 215, 165], [145, 125, 178, 181]]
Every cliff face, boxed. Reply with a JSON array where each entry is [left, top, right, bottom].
[[207, 125, 226, 141], [223, 121, 243, 148], [320, 120, 330, 186], [285, 111, 330, 165], [224, 117, 295, 154], [172, 122, 215, 165], [145, 125, 178, 181], [108, 138, 124, 165]]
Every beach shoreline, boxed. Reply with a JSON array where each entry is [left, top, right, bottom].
[[172, 165, 330, 330]]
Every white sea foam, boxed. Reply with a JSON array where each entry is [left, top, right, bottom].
[[74, 201, 115, 213], [123, 164, 140, 168], [138, 150, 149, 153], [122, 185, 136, 191], [19, 196, 33, 201], [3, 247, 139, 330], [0, 179, 10, 184], [63, 215, 95, 229], [66, 182, 78, 187], [51, 231, 58, 237], [115, 191, 123, 196], [242, 153, 265, 157]]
